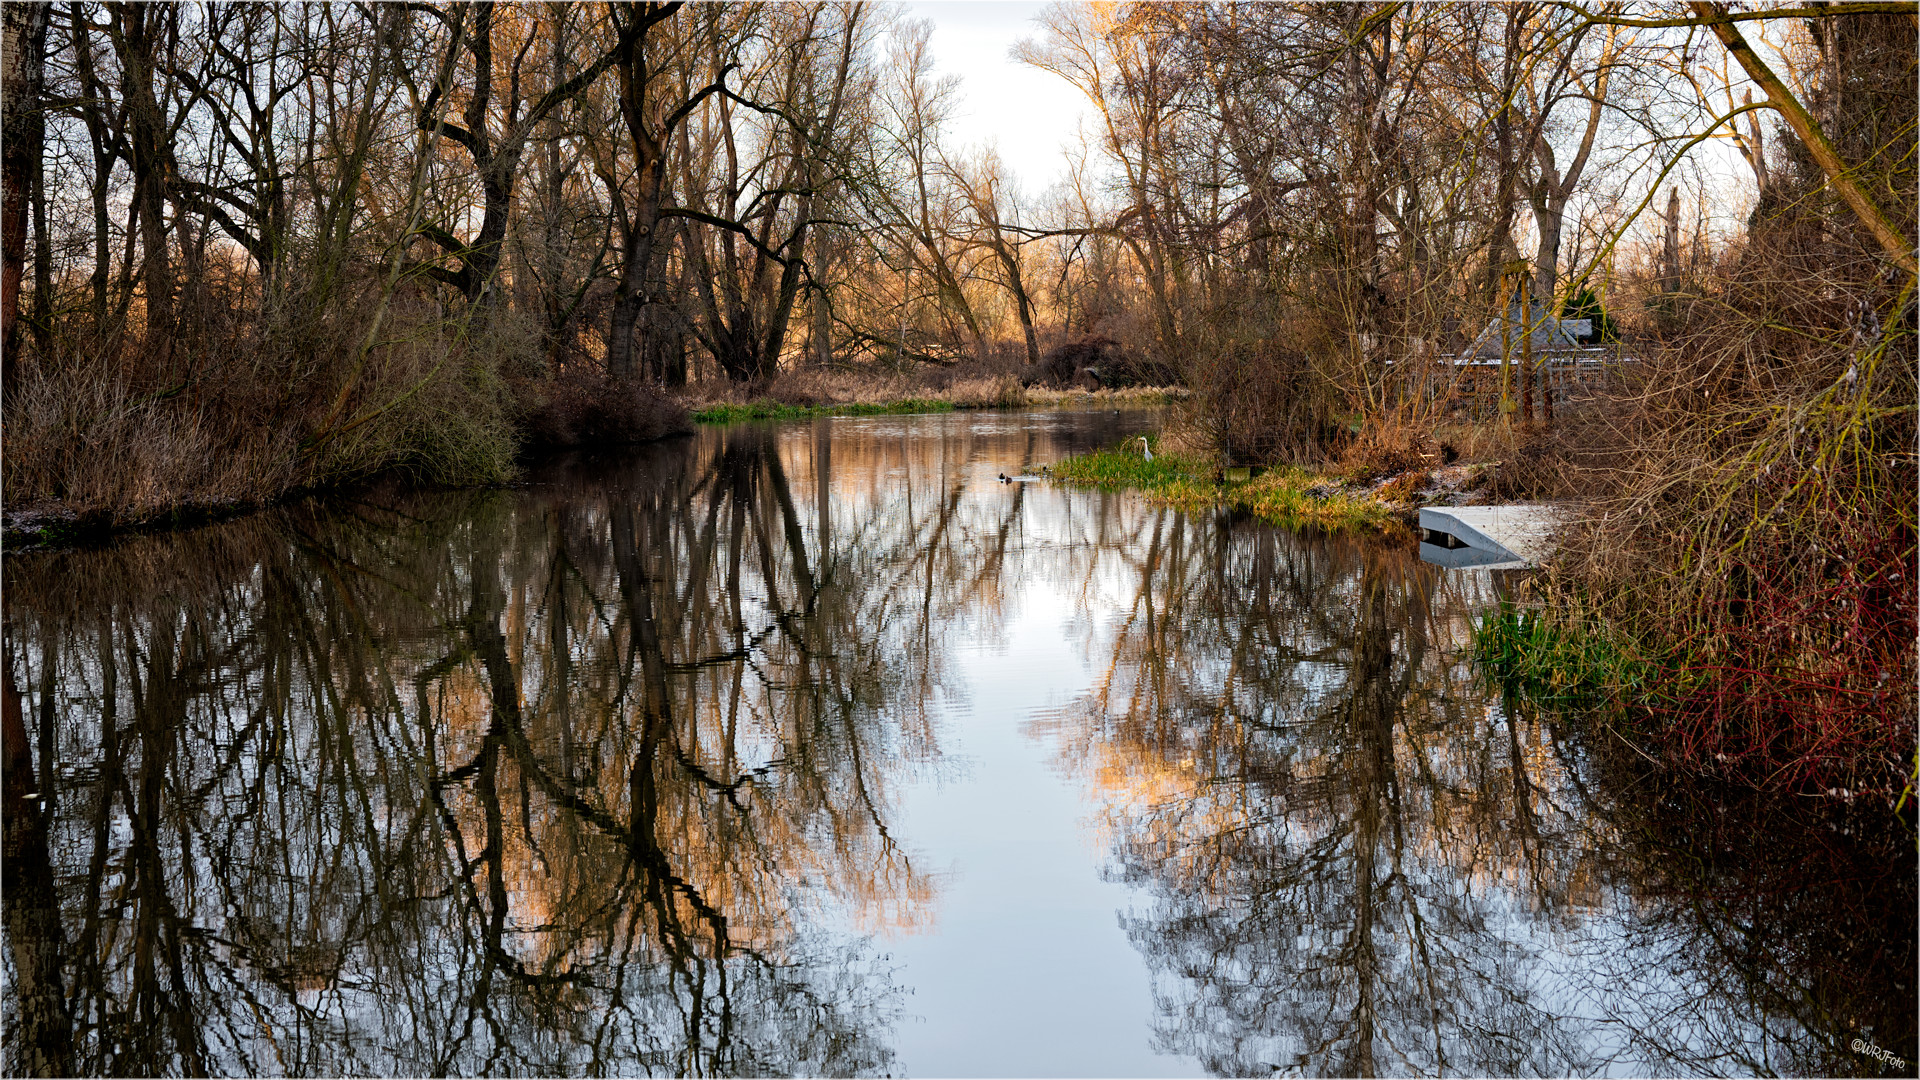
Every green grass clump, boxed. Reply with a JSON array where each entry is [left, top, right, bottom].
[[1471, 602, 1666, 711], [1051, 440, 1393, 531], [1049, 443, 1203, 488], [693, 397, 957, 424]]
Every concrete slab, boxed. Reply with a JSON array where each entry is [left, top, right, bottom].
[[1418, 505, 1563, 568], [1416, 541, 1531, 571]]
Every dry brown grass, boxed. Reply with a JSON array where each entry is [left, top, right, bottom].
[[1431, 420, 1522, 466], [676, 366, 1179, 413], [1335, 406, 1441, 482], [4, 362, 301, 522], [938, 374, 1028, 408], [1021, 384, 1181, 408], [679, 368, 930, 409], [1374, 468, 1432, 504]]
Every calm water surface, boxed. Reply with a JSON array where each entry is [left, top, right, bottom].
[[3, 411, 1913, 1077]]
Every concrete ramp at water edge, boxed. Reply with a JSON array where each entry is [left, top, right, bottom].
[[1419, 505, 1564, 569]]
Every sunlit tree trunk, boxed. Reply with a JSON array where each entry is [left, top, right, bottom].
[[1688, 0, 1916, 275]]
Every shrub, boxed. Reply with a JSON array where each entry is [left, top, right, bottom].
[[514, 370, 693, 448], [1179, 289, 1348, 466], [2, 287, 580, 526], [1336, 407, 1438, 482]]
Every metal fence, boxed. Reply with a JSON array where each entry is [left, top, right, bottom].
[[1409, 348, 1635, 423]]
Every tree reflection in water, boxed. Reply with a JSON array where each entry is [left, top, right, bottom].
[[1039, 518, 1916, 1078], [2, 415, 1126, 1076], [5, 413, 1912, 1077]]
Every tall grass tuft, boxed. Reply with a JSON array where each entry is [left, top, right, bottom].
[[1473, 603, 1665, 713], [4, 368, 302, 521]]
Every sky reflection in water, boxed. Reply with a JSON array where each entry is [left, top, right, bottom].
[[3, 411, 1912, 1077]]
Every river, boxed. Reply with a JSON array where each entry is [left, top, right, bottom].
[[3, 410, 1912, 1077]]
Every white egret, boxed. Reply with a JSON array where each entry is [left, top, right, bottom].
[[1137, 437, 1153, 462]]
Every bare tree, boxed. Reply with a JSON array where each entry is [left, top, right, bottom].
[[412, 2, 624, 305]]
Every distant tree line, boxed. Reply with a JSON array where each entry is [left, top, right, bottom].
[[0, 2, 1911, 513]]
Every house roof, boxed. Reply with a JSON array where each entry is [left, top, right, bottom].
[[1460, 300, 1589, 359]]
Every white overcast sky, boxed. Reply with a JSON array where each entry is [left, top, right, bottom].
[[900, 1, 1095, 196]]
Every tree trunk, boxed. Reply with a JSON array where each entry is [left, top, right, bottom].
[[606, 3, 681, 380], [30, 102, 51, 357], [1530, 192, 1564, 300], [1660, 186, 1681, 293], [470, 173, 514, 307], [70, 3, 118, 340], [808, 264, 834, 367], [2, 2, 49, 370], [1485, 120, 1520, 301], [605, 152, 667, 380], [992, 238, 1041, 369], [111, 3, 176, 375]]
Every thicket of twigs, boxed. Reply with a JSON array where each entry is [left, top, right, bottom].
[[1541, 278, 1916, 797], [1515, 13, 1918, 801]]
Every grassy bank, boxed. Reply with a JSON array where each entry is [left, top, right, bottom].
[[1050, 440, 1398, 532], [2, 342, 693, 551], [691, 384, 1189, 423]]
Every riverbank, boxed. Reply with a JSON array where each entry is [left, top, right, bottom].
[[1049, 437, 1498, 534], [1, 389, 1185, 552], [13, 405, 1904, 1077]]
